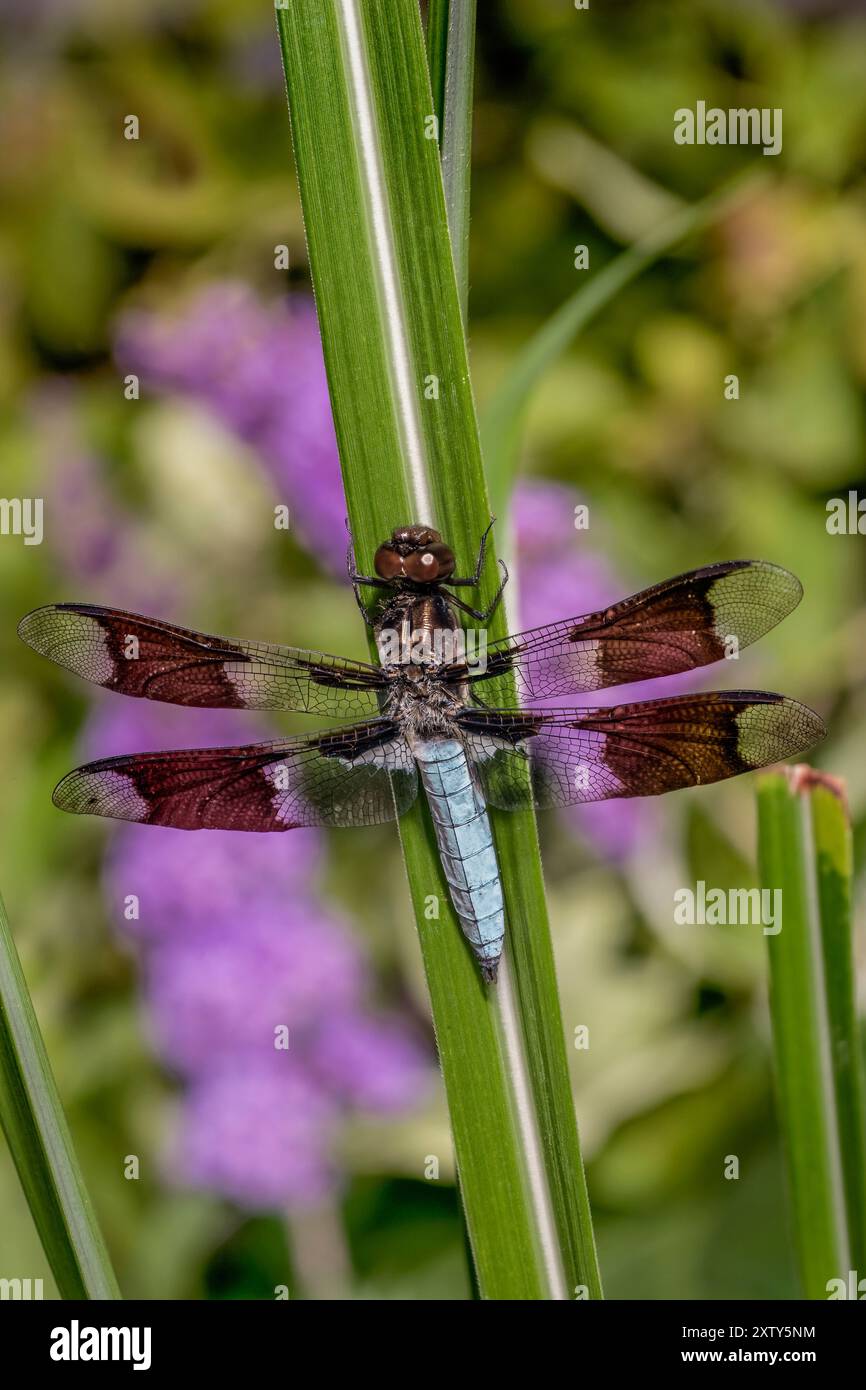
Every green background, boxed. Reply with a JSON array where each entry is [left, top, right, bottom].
[[0, 0, 864, 1299]]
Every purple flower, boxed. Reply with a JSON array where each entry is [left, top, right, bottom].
[[104, 821, 323, 945], [144, 913, 367, 1073], [309, 1011, 430, 1113], [115, 285, 347, 575], [173, 1060, 339, 1210], [106, 800, 430, 1204]]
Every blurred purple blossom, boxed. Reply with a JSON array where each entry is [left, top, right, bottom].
[[175, 1060, 339, 1210], [309, 1011, 431, 1113], [103, 820, 323, 953], [144, 912, 367, 1074], [85, 690, 430, 1209], [115, 284, 348, 575]]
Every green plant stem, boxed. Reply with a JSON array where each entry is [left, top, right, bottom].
[[429, 0, 573, 1289], [277, 0, 600, 1299], [757, 767, 866, 1298], [426, 0, 476, 323], [0, 892, 120, 1299]]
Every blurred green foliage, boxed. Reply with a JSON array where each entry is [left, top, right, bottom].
[[0, 0, 863, 1299]]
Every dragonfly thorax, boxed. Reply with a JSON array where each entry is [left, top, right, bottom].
[[381, 664, 467, 739], [374, 592, 462, 669]]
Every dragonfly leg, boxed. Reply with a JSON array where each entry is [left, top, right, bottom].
[[446, 594, 488, 620], [448, 515, 495, 587], [479, 559, 509, 620], [447, 559, 508, 622], [346, 535, 391, 626]]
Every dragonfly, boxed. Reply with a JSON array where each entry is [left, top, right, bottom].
[[19, 523, 825, 982]]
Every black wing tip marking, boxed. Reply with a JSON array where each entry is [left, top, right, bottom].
[[663, 558, 801, 590]]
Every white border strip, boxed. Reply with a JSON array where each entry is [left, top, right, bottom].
[[495, 524, 571, 1300], [338, 0, 568, 1298], [336, 0, 435, 524], [497, 952, 570, 1299]]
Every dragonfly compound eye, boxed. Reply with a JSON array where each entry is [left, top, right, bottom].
[[404, 544, 455, 581], [374, 544, 404, 579]]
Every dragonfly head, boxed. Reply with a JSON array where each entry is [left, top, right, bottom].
[[374, 525, 456, 583]]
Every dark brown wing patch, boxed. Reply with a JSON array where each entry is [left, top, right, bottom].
[[52, 721, 417, 830], [459, 692, 826, 810], [19, 603, 386, 717], [452, 561, 803, 701]]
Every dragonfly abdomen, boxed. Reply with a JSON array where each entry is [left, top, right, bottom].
[[413, 737, 505, 982]]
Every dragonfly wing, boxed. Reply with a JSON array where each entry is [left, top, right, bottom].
[[454, 561, 803, 701], [19, 603, 386, 718], [459, 693, 825, 810], [52, 720, 417, 830]]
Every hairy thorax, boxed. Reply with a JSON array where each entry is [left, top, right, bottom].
[[381, 665, 467, 739]]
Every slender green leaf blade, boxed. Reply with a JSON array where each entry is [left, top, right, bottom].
[[811, 778, 866, 1272], [425, 4, 598, 1295], [757, 768, 864, 1298], [426, 0, 475, 321], [398, 827, 548, 1297], [0, 892, 120, 1299], [277, 0, 600, 1298]]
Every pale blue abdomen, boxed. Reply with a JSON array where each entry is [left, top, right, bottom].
[[413, 738, 504, 981]]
